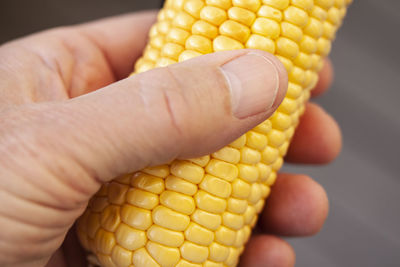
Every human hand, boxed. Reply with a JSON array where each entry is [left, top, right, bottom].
[[0, 11, 341, 267]]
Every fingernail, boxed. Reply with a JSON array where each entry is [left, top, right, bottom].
[[221, 53, 280, 119]]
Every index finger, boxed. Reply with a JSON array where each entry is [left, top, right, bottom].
[[78, 11, 157, 79]]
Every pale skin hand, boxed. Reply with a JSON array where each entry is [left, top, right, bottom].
[[0, 11, 341, 267]]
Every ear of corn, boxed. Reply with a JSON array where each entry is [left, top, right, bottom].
[[77, 0, 351, 266]]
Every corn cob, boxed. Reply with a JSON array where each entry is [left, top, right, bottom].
[[77, 0, 351, 266]]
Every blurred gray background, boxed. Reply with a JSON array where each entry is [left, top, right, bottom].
[[1, 0, 399, 266]]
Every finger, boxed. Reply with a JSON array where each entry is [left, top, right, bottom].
[[285, 102, 342, 164], [78, 11, 157, 79], [5, 50, 287, 201], [239, 235, 295, 267], [260, 173, 329, 236], [311, 58, 334, 97], [0, 11, 157, 105]]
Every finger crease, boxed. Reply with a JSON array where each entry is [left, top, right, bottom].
[[76, 28, 118, 83]]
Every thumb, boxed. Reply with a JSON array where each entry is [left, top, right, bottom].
[[14, 49, 287, 188]]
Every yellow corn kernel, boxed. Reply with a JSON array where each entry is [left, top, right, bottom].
[[311, 5, 328, 20], [271, 111, 292, 131], [89, 196, 108, 213], [246, 131, 268, 151], [152, 206, 190, 231], [111, 245, 132, 267], [115, 223, 147, 251], [304, 17, 324, 38], [195, 190, 227, 213], [222, 211, 245, 230], [243, 205, 256, 225], [237, 164, 259, 183], [120, 205, 152, 231], [97, 254, 116, 267], [107, 182, 129, 205], [227, 197, 248, 214], [160, 190, 196, 215], [267, 128, 287, 147], [100, 205, 121, 232], [78, 1, 351, 266], [265, 171, 278, 186], [200, 174, 232, 198], [200, 6, 228, 26], [220, 20, 251, 43], [206, 0, 232, 10], [284, 5, 309, 28], [229, 134, 247, 148], [185, 34, 213, 54], [257, 162, 272, 182], [281, 21, 303, 42], [248, 183, 263, 204], [192, 20, 219, 39], [260, 183, 272, 198], [213, 35, 244, 51], [292, 0, 314, 11], [126, 188, 159, 210], [257, 5, 282, 21], [209, 242, 230, 262], [184, 222, 215, 245], [212, 146, 241, 164], [177, 259, 202, 267], [184, 0, 205, 19], [261, 146, 279, 164], [246, 33, 276, 53], [132, 248, 160, 267], [262, 0, 290, 10], [228, 6, 256, 26], [215, 226, 237, 246], [166, 28, 190, 45], [231, 178, 251, 199], [95, 229, 116, 255], [276, 37, 300, 59], [276, 54, 294, 71], [189, 155, 211, 167], [173, 11, 196, 31], [131, 172, 165, 194], [232, 0, 261, 12], [251, 17, 280, 39], [87, 212, 101, 239], [206, 159, 238, 181], [179, 50, 203, 62], [180, 241, 209, 263], [272, 156, 284, 171], [161, 42, 185, 60], [191, 209, 222, 230], [278, 97, 298, 114], [171, 160, 205, 184], [224, 247, 241, 266], [165, 175, 198, 196], [240, 147, 262, 164], [147, 241, 180, 267], [147, 224, 184, 247], [315, 0, 335, 10]]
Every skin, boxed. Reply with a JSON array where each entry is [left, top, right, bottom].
[[0, 11, 341, 267]]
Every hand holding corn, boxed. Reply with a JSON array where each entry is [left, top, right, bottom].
[[0, 1, 345, 266]]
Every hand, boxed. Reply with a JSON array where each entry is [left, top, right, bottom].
[[0, 11, 341, 267]]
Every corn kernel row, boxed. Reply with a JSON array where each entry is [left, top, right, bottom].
[[77, 0, 351, 266]]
